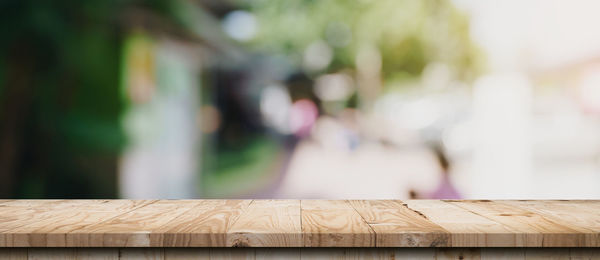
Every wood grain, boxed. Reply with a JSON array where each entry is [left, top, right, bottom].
[[405, 200, 521, 247], [0, 248, 26, 260], [449, 200, 594, 247], [349, 200, 449, 247], [501, 200, 600, 246], [301, 200, 375, 247], [75, 248, 118, 260], [436, 248, 480, 260], [0, 200, 599, 248], [227, 200, 301, 247], [568, 248, 600, 260], [0, 248, 598, 259], [209, 248, 254, 260], [28, 248, 75, 260], [255, 248, 300, 260], [393, 248, 436, 260], [119, 248, 164, 260], [71, 200, 200, 247], [1, 200, 153, 247], [0, 200, 65, 233], [480, 248, 525, 260], [156, 200, 252, 247], [164, 248, 209, 260]]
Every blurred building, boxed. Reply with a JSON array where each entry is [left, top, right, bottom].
[[118, 2, 243, 198]]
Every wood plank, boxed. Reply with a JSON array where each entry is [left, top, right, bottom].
[[227, 200, 301, 247], [69, 200, 202, 247], [0, 200, 66, 233], [255, 248, 300, 260], [27, 248, 76, 260], [119, 248, 164, 260], [481, 248, 525, 260], [300, 248, 345, 260], [16, 248, 598, 259], [501, 200, 600, 246], [524, 248, 571, 260], [0, 200, 63, 207], [301, 200, 375, 247], [393, 248, 436, 260], [155, 200, 252, 247], [0, 206, 43, 246], [508, 200, 600, 246], [501, 200, 600, 230], [349, 200, 449, 247], [450, 200, 593, 247], [0, 200, 599, 248], [405, 200, 520, 247], [300, 248, 433, 259], [0, 248, 26, 260], [209, 248, 254, 260], [346, 248, 396, 259], [164, 248, 209, 260], [0, 201, 97, 246], [435, 248, 481, 260], [75, 248, 119, 260], [1, 200, 153, 247], [569, 248, 600, 260]]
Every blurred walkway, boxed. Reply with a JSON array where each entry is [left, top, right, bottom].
[[275, 140, 439, 199]]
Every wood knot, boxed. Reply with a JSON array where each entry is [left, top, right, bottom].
[[329, 234, 344, 242], [231, 238, 250, 247]]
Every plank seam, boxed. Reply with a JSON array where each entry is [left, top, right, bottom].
[[227, 200, 254, 229], [400, 202, 453, 236], [300, 200, 304, 247], [445, 201, 527, 233], [449, 200, 584, 235], [1, 200, 158, 242], [27, 200, 159, 247], [224, 200, 255, 246], [400, 201, 430, 221], [346, 200, 377, 247], [502, 201, 597, 233], [397, 200, 452, 246], [150, 200, 232, 247]]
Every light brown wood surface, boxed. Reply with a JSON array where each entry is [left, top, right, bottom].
[[404, 200, 520, 247], [301, 200, 375, 247], [0, 200, 599, 247], [155, 200, 251, 247], [449, 200, 593, 247], [227, 200, 301, 247], [1, 248, 599, 260], [349, 200, 449, 247]]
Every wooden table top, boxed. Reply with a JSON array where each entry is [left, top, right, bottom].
[[0, 200, 598, 248]]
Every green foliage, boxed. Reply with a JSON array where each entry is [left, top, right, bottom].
[[246, 0, 482, 85], [0, 0, 144, 198], [201, 134, 282, 197]]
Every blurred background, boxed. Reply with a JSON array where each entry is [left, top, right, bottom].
[[1, 0, 600, 199]]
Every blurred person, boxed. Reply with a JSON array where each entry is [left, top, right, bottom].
[[427, 144, 461, 199], [408, 144, 461, 199], [289, 99, 319, 138], [285, 72, 321, 139]]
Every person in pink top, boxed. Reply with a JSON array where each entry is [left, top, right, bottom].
[[427, 144, 462, 199]]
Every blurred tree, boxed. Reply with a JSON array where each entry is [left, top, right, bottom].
[[0, 0, 181, 198], [245, 0, 482, 87], [0, 1, 125, 198]]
